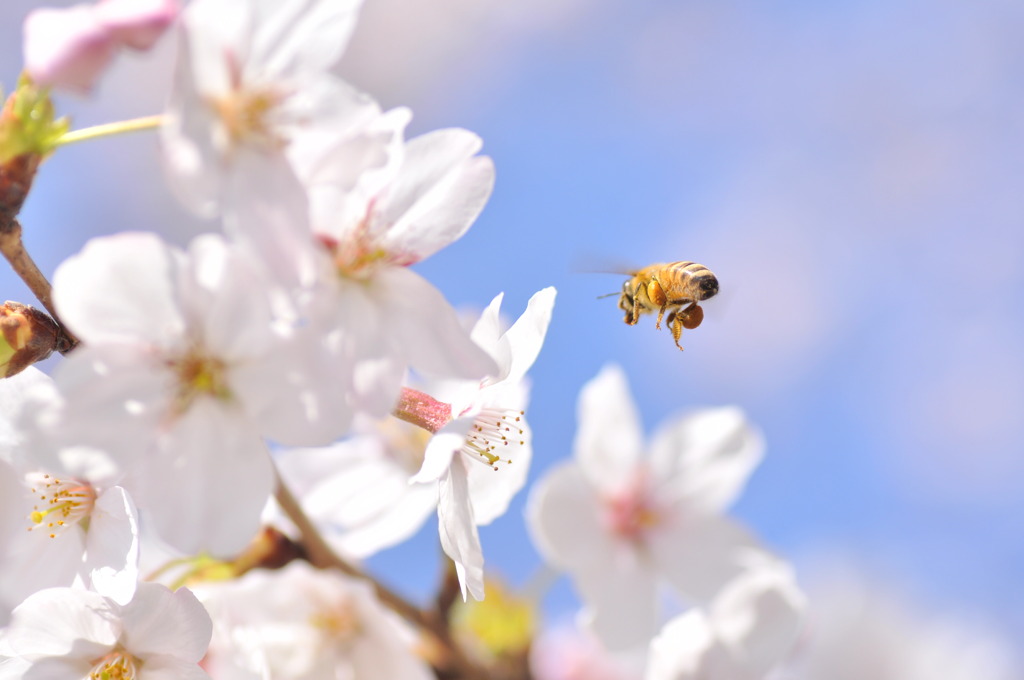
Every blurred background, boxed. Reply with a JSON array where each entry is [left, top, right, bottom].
[[2, 0, 1022, 671]]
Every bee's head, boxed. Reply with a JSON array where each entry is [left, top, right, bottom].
[[697, 275, 719, 301]]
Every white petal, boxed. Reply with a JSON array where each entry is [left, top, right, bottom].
[[132, 655, 213, 680], [183, 234, 278, 360], [411, 419, 469, 484], [710, 562, 805, 677], [437, 460, 484, 601], [469, 292, 508, 372], [0, 367, 54, 462], [649, 515, 769, 605], [6, 588, 117, 659], [51, 345, 170, 459], [378, 129, 494, 261], [525, 463, 614, 572], [648, 407, 764, 514], [222, 149, 319, 289], [0, 518, 85, 612], [574, 365, 645, 492], [247, 0, 363, 75], [645, 611, 734, 680], [345, 582, 435, 680], [136, 400, 272, 557], [278, 438, 438, 558], [161, 23, 228, 217], [53, 233, 185, 349], [119, 583, 212, 663], [576, 562, 659, 652], [373, 267, 498, 380], [83, 487, 140, 605], [499, 286, 556, 385]]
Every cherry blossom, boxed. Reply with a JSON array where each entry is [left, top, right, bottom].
[[0, 582, 211, 679], [0, 368, 139, 620], [527, 364, 773, 649], [412, 286, 556, 600], [277, 288, 554, 601], [276, 112, 500, 420], [23, 0, 178, 94], [644, 562, 805, 680], [196, 561, 433, 680], [50, 232, 346, 557], [162, 0, 376, 278]]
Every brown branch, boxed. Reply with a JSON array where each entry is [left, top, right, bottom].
[[0, 219, 77, 353]]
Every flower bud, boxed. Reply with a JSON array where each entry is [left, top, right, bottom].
[[0, 301, 59, 377]]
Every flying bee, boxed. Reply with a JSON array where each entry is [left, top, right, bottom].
[[617, 261, 719, 350]]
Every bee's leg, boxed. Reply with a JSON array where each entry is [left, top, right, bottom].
[[668, 311, 686, 351], [629, 293, 641, 326], [647, 279, 667, 328]]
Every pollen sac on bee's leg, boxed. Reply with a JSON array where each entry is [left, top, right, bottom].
[[679, 304, 704, 330]]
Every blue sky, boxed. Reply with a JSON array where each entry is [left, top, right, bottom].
[[3, 0, 1023, 661]]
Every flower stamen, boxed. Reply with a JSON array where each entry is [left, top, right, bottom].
[[88, 650, 138, 680], [461, 407, 526, 471], [26, 472, 96, 538]]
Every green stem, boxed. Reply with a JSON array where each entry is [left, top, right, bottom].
[[56, 114, 164, 146]]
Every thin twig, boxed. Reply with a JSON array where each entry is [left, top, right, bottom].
[[0, 218, 77, 352]]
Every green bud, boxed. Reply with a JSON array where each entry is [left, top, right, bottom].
[[0, 74, 70, 164]]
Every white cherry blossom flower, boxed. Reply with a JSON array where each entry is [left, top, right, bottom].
[[196, 561, 432, 680], [51, 232, 344, 557], [0, 582, 211, 680], [527, 364, 772, 650], [163, 0, 376, 279], [278, 112, 500, 419], [412, 286, 556, 600], [0, 368, 139, 620], [645, 562, 805, 680]]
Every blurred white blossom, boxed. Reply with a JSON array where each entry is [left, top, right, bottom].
[[528, 364, 774, 649], [196, 561, 432, 680]]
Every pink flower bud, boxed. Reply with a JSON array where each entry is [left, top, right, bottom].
[[22, 0, 178, 95], [23, 6, 114, 95], [95, 0, 179, 50]]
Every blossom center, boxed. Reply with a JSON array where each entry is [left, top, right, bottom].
[[310, 600, 362, 646], [168, 350, 232, 411], [602, 476, 662, 542], [25, 472, 96, 539], [460, 407, 526, 471], [88, 650, 138, 680], [210, 85, 288, 152]]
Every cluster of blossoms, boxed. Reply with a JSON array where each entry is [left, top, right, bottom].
[[1, 1, 1003, 679]]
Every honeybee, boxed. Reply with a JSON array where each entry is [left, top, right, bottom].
[[617, 261, 719, 350]]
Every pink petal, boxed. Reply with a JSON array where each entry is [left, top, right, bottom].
[[23, 6, 115, 95], [95, 0, 178, 50]]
